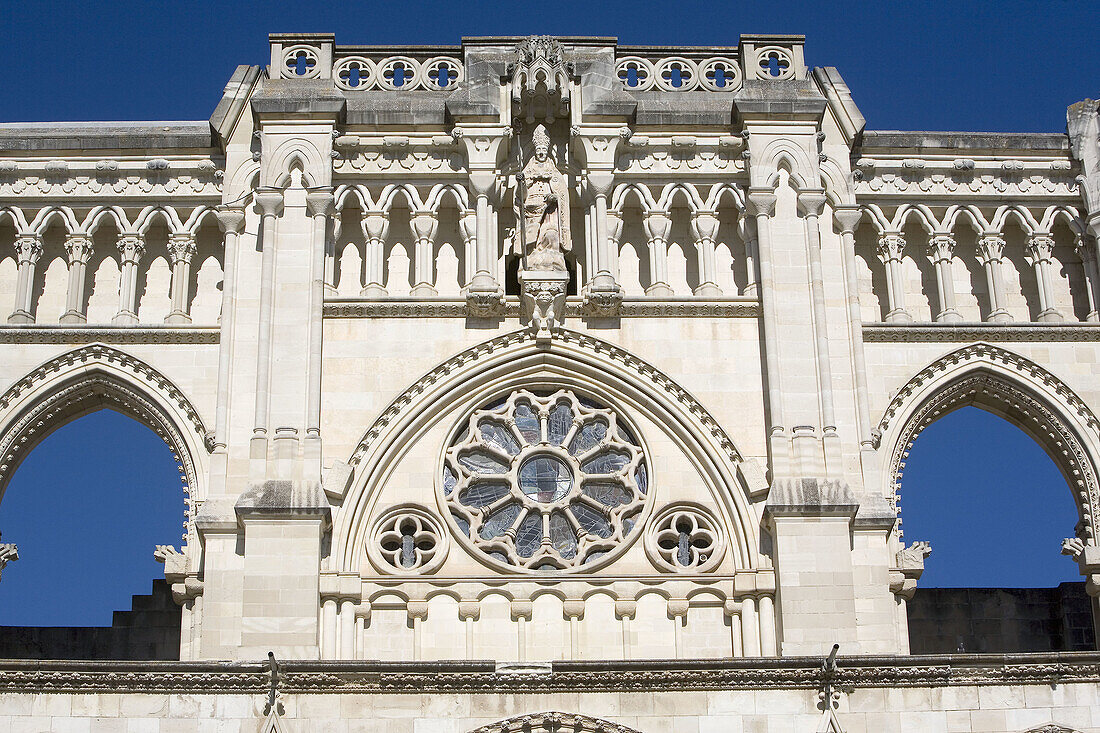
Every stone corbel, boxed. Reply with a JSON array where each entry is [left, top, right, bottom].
[[889, 541, 931, 600], [519, 269, 569, 345], [1062, 537, 1100, 595], [154, 545, 202, 604], [0, 532, 18, 582]]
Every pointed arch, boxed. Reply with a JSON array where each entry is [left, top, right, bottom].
[[611, 182, 657, 212], [425, 183, 469, 211], [135, 206, 184, 235], [704, 181, 746, 212], [263, 139, 325, 189], [335, 328, 760, 573], [82, 205, 131, 234], [468, 712, 643, 733], [380, 183, 424, 212], [30, 207, 78, 235], [876, 343, 1100, 540], [756, 139, 815, 191], [0, 206, 30, 232], [656, 182, 704, 211], [0, 345, 212, 520]]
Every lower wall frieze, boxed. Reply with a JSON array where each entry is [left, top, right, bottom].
[[0, 326, 220, 344], [0, 653, 1097, 694]]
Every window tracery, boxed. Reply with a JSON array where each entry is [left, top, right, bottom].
[[367, 505, 448, 574], [442, 389, 648, 571], [646, 503, 725, 572]]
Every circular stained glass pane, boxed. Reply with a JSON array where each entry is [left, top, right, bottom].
[[518, 455, 573, 503], [445, 389, 648, 571]]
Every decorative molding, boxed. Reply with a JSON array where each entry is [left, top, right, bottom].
[[863, 323, 1100, 343], [615, 145, 746, 174], [0, 654, 1098, 693], [323, 298, 760, 319], [882, 366, 1099, 539], [470, 712, 641, 733], [876, 342, 1100, 435], [0, 160, 224, 199], [646, 502, 726, 573], [0, 326, 219, 344], [0, 343, 213, 450], [853, 159, 1077, 198], [367, 504, 449, 575]]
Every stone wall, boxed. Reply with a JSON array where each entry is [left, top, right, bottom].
[[908, 582, 1096, 654], [0, 580, 180, 660]]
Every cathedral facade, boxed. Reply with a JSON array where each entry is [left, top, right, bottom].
[[0, 33, 1099, 731]]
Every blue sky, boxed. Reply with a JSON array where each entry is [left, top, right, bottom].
[[1, 1, 1099, 131], [0, 1, 1092, 625]]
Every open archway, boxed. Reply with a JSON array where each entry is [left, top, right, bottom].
[[878, 344, 1100, 653], [0, 345, 209, 658], [0, 409, 184, 628]]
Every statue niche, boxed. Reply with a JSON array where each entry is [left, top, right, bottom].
[[514, 123, 572, 344], [516, 124, 571, 272]]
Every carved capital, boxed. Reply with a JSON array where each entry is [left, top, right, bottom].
[[13, 235, 43, 265], [254, 188, 285, 217], [927, 234, 957, 263], [745, 190, 777, 217], [643, 211, 672, 241], [304, 187, 336, 219], [977, 233, 1006, 264], [876, 232, 906, 263], [167, 235, 196, 266], [833, 206, 862, 235], [64, 235, 94, 265], [508, 600, 532, 622], [1027, 233, 1056, 263], [116, 234, 145, 265], [587, 171, 615, 198], [215, 207, 246, 235], [690, 211, 720, 242], [362, 212, 390, 241], [795, 190, 827, 218], [410, 211, 439, 241]]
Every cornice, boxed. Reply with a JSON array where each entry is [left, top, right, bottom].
[[0, 653, 1097, 693], [0, 326, 220, 345], [322, 297, 760, 319], [863, 323, 1100, 343]]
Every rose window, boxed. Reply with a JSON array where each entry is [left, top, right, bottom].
[[443, 389, 649, 571]]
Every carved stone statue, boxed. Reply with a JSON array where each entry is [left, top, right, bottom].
[[518, 124, 571, 272]]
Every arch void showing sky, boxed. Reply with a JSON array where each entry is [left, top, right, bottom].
[[1, 1, 1099, 132], [0, 411, 183, 626], [902, 406, 1078, 588]]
